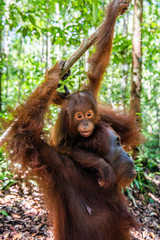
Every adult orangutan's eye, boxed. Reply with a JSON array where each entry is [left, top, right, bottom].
[[116, 137, 121, 146]]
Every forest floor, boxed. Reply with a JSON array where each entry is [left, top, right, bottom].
[[0, 174, 159, 240]]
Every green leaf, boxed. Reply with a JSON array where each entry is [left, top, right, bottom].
[[0, 173, 5, 180], [20, 12, 27, 22], [22, 27, 29, 37], [0, 210, 8, 216], [93, 3, 98, 23], [1, 179, 18, 190], [134, 179, 140, 189], [28, 14, 36, 26], [149, 198, 154, 203]]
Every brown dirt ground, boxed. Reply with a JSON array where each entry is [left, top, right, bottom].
[[0, 175, 159, 240]]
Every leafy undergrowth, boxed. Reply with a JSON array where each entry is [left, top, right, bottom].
[[0, 175, 159, 240]]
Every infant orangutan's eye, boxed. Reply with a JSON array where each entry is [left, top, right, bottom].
[[75, 112, 84, 120], [86, 110, 94, 119]]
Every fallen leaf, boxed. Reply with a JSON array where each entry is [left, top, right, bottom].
[[13, 234, 23, 240], [11, 213, 21, 219]]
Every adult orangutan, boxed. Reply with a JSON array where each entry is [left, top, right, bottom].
[[4, 0, 141, 239]]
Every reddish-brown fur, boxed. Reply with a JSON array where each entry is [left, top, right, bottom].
[[4, 1, 142, 239]]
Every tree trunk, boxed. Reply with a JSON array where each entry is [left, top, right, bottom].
[[130, 0, 143, 158], [122, 13, 129, 108], [130, 0, 143, 122]]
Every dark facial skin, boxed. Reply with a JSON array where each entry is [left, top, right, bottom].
[[104, 128, 137, 187]]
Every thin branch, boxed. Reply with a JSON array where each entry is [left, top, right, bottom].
[[60, 25, 102, 78], [0, 121, 16, 146]]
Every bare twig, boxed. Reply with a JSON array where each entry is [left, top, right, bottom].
[[0, 121, 16, 146]]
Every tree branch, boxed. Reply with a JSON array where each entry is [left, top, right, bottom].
[[60, 27, 101, 78]]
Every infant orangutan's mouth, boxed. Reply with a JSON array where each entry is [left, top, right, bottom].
[[80, 130, 92, 137]]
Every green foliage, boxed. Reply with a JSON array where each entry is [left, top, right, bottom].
[[0, 148, 18, 190], [132, 157, 150, 193]]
